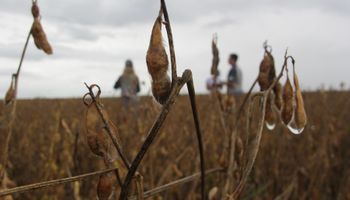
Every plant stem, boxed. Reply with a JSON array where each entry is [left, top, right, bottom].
[[0, 168, 118, 197], [84, 84, 131, 170], [119, 71, 192, 200], [186, 72, 206, 199], [128, 168, 224, 200], [0, 26, 32, 182], [226, 49, 291, 198], [160, 0, 177, 87]]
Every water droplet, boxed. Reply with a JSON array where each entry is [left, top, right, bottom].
[[287, 124, 304, 134], [265, 122, 276, 130], [287, 121, 305, 134]]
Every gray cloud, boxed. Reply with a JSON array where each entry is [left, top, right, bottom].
[[1, 0, 350, 28], [0, 0, 350, 98]]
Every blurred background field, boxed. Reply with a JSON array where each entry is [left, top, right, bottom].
[[0, 91, 349, 199]]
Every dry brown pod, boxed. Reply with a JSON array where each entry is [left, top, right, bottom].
[[86, 130, 108, 158], [234, 137, 244, 167], [172, 164, 183, 177], [31, 18, 53, 55], [208, 187, 218, 200], [265, 93, 277, 129], [210, 35, 219, 75], [146, 14, 171, 105], [293, 72, 307, 129], [281, 76, 294, 125], [258, 51, 276, 91], [31, 2, 40, 18], [97, 173, 114, 200], [4, 75, 16, 105], [273, 81, 283, 111], [5, 86, 15, 105]]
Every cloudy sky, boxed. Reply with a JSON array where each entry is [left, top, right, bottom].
[[0, 0, 349, 98]]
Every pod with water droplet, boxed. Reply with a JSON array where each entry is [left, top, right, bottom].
[[146, 14, 171, 105], [281, 75, 294, 125], [265, 92, 276, 130], [293, 71, 307, 130]]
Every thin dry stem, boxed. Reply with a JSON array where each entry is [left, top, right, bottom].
[[160, 0, 178, 87], [1, 27, 32, 182], [128, 168, 224, 200], [120, 69, 206, 200], [84, 84, 131, 170], [119, 70, 191, 199], [0, 168, 119, 197]]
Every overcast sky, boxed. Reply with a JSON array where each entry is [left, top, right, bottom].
[[0, 0, 349, 98]]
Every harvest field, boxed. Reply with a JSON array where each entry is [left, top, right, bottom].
[[0, 92, 350, 199], [1, 0, 350, 200]]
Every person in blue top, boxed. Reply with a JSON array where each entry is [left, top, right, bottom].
[[227, 54, 243, 95]]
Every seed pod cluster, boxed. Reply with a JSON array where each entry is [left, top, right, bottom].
[[258, 50, 276, 91], [210, 35, 219, 76], [293, 72, 307, 129], [146, 15, 171, 105], [97, 173, 114, 200], [31, 2, 53, 55], [281, 75, 294, 125]]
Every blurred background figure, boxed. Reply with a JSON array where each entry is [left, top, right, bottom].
[[114, 59, 140, 106], [227, 53, 243, 95], [206, 70, 223, 93]]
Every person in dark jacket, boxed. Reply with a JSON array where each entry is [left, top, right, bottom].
[[114, 60, 140, 106]]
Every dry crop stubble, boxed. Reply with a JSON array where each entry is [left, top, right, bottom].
[[1, 92, 349, 199]]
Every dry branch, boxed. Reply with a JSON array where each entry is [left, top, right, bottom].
[[84, 84, 131, 170], [0, 168, 119, 197], [119, 70, 195, 199], [160, 0, 177, 86], [128, 168, 224, 200]]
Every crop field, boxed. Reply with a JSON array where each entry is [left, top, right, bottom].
[[0, 91, 349, 199]]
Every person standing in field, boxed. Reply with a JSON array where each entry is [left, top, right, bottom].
[[227, 54, 243, 95], [114, 60, 141, 106], [206, 70, 223, 93]]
